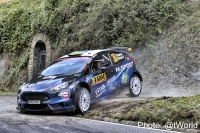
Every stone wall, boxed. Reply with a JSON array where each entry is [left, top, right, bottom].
[[28, 33, 52, 80], [0, 54, 7, 81], [0, 33, 52, 86]]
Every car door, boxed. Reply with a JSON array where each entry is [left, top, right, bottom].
[[96, 53, 117, 98], [109, 51, 132, 88], [87, 53, 115, 102]]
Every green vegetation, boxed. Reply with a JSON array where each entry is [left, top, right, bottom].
[[0, 0, 192, 89], [1, 0, 191, 52]]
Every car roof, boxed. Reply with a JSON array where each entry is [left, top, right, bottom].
[[59, 47, 131, 59], [59, 50, 103, 59]]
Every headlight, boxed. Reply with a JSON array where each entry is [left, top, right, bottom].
[[19, 83, 27, 93], [68, 81, 79, 90], [48, 82, 69, 94]]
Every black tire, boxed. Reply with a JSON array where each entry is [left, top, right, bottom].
[[18, 104, 26, 114], [20, 109, 26, 114], [129, 74, 142, 97], [74, 88, 91, 114]]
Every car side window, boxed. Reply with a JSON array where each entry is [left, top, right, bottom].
[[101, 53, 111, 67], [91, 56, 102, 72], [110, 52, 125, 64], [83, 67, 90, 76], [91, 53, 111, 72]]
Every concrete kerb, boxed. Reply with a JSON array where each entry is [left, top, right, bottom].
[[185, 129, 200, 133], [88, 116, 200, 133]]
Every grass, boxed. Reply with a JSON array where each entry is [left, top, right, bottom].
[[0, 90, 17, 96], [83, 95, 200, 128]]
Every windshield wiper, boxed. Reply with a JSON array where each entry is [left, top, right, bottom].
[[54, 73, 71, 76]]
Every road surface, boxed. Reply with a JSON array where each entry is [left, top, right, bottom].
[[0, 95, 179, 133]]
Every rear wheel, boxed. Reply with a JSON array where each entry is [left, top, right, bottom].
[[74, 88, 91, 114], [129, 74, 142, 97]]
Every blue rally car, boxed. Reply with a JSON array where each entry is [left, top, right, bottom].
[[17, 47, 142, 114]]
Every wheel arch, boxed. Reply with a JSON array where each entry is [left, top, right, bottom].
[[76, 82, 91, 93], [132, 71, 143, 82]]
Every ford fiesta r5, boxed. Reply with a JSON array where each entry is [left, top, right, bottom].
[[16, 47, 143, 114]]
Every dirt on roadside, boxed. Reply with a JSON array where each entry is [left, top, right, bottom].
[[85, 31, 200, 118]]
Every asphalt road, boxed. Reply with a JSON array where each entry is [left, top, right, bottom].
[[0, 95, 180, 133]]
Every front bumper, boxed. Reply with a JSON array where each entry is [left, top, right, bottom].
[[17, 91, 76, 112], [16, 103, 76, 112]]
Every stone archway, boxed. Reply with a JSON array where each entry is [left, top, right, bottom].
[[32, 41, 46, 78], [28, 33, 51, 80]]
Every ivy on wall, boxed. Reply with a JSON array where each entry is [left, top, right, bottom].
[[0, 0, 191, 89]]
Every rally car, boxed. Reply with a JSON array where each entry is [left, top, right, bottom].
[[16, 47, 142, 114]]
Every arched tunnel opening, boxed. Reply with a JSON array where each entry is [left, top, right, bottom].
[[32, 41, 46, 78]]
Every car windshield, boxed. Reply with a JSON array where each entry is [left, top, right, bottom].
[[41, 57, 90, 76]]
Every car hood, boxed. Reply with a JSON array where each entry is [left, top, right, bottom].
[[25, 75, 75, 91]]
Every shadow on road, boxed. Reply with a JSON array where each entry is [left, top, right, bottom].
[[19, 111, 79, 116]]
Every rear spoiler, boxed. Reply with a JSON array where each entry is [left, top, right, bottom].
[[108, 47, 132, 56], [108, 47, 132, 52]]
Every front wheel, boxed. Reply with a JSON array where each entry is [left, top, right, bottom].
[[74, 88, 91, 114], [129, 74, 142, 97]]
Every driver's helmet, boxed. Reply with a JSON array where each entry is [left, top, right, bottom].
[[94, 59, 102, 68]]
